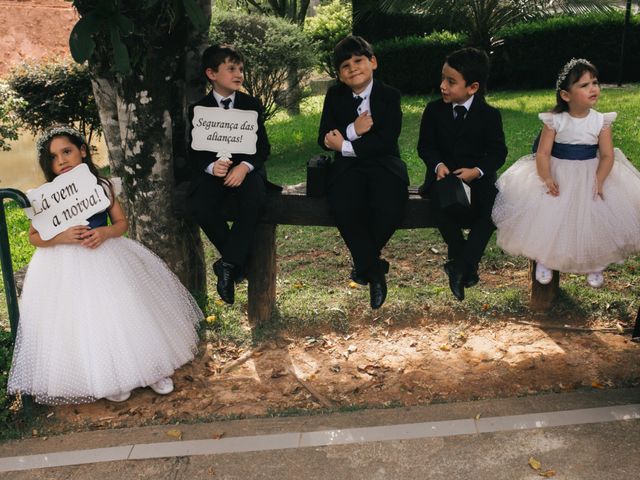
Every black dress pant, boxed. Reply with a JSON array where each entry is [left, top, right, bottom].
[[328, 161, 408, 277], [429, 177, 497, 269], [189, 171, 266, 268]]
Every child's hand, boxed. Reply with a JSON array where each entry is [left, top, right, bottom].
[[436, 164, 450, 180], [224, 163, 250, 187], [80, 227, 108, 249], [354, 111, 373, 136], [56, 225, 90, 245], [213, 159, 232, 177], [453, 168, 480, 183], [543, 177, 559, 196], [593, 178, 605, 200], [324, 130, 344, 151]]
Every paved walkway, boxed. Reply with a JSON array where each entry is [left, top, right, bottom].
[[1, 388, 638, 479]]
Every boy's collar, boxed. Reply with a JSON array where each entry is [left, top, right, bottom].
[[351, 79, 373, 99], [452, 95, 474, 111], [212, 89, 237, 105]]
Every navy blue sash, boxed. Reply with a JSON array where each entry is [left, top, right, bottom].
[[531, 132, 598, 160], [87, 210, 108, 229]]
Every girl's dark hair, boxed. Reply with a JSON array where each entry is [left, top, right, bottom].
[[38, 128, 111, 193], [332, 35, 374, 74], [553, 59, 598, 113]]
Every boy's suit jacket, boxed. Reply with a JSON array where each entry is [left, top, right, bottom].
[[318, 80, 409, 185], [188, 90, 270, 183], [417, 97, 507, 195]]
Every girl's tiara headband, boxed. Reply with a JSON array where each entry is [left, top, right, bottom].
[[36, 126, 86, 154], [555, 58, 591, 91]]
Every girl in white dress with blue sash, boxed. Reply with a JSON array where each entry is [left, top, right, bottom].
[[8, 126, 203, 405], [492, 59, 640, 287]]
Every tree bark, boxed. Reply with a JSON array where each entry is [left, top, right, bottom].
[[74, 1, 212, 295]]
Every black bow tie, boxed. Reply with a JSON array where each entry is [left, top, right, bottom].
[[354, 95, 363, 110], [220, 98, 232, 109]]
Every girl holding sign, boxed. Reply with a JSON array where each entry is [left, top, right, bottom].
[[8, 126, 202, 405]]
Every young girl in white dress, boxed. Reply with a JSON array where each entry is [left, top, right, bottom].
[[8, 126, 203, 404], [492, 58, 640, 287]]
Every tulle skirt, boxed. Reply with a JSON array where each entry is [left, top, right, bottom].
[[8, 237, 202, 405], [492, 148, 640, 273]]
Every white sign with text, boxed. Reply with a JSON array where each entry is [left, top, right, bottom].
[[190, 106, 258, 159], [24, 163, 111, 240]]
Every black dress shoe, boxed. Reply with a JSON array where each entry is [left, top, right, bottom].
[[464, 269, 479, 288], [350, 259, 389, 286], [444, 261, 465, 301], [369, 273, 387, 309], [214, 260, 235, 304]]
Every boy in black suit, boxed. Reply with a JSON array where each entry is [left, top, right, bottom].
[[188, 45, 270, 305], [318, 36, 409, 309], [417, 47, 507, 301]]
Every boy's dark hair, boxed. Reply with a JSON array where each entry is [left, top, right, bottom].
[[333, 35, 374, 74], [445, 47, 490, 96], [201, 44, 244, 77]]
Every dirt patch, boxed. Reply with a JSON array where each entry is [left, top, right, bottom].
[[0, 0, 76, 77], [35, 318, 638, 435]]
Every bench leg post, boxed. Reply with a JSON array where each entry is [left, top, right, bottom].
[[247, 224, 277, 324], [529, 260, 560, 311]]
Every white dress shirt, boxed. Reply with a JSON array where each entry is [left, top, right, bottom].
[[341, 79, 374, 157]]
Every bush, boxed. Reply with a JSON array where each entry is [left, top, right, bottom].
[[374, 32, 468, 95], [492, 13, 640, 89], [305, 0, 352, 78], [210, 11, 317, 121], [0, 82, 25, 151], [354, 9, 467, 44], [6, 59, 101, 143]]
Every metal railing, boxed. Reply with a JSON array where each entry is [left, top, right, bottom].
[[0, 188, 30, 341]]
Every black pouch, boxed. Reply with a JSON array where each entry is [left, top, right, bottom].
[[306, 155, 332, 197], [435, 173, 470, 213]]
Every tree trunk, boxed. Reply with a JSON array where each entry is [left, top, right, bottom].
[[74, 0, 212, 296]]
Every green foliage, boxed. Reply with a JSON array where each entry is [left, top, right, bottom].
[[373, 31, 468, 95], [209, 10, 317, 121], [304, 0, 352, 78], [0, 327, 14, 430], [6, 59, 101, 143], [69, 0, 207, 75], [0, 82, 26, 151], [378, 0, 617, 50], [492, 12, 640, 89]]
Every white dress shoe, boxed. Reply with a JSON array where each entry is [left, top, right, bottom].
[[105, 391, 131, 402], [149, 377, 174, 395], [535, 263, 553, 285], [587, 271, 604, 288]]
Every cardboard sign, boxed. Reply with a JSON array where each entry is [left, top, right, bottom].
[[190, 106, 258, 159], [24, 163, 111, 240]]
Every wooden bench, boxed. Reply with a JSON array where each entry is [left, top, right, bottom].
[[237, 183, 559, 324]]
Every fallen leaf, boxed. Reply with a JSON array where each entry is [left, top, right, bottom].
[[348, 345, 358, 354], [293, 282, 304, 289], [271, 369, 288, 378], [207, 466, 215, 476], [439, 344, 451, 352], [539, 470, 556, 478], [348, 281, 359, 289], [214, 299, 225, 307], [212, 432, 225, 440], [430, 247, 439, 254], [528, 457, 542, 470], [474, 413, 481, 420], [591, 381, 604, 389], [166, 429, 183, 440], [616, 323, 625, 334], [32, 429, 38, 437], [206, 315, 217, 324]]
